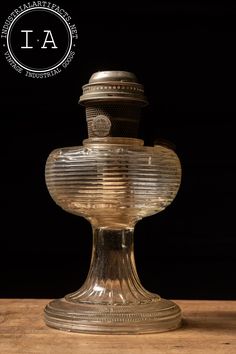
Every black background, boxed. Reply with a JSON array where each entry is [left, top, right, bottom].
[[1, 1, 235, 300]]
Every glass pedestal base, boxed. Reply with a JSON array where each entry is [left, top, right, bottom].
[[44, 228, 181, 334], [44, 297, 181, 334]]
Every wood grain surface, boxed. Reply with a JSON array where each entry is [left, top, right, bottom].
[[0, 300, 235, 354]]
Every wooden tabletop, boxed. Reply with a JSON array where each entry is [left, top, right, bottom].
[[0, 299, 235, 354]]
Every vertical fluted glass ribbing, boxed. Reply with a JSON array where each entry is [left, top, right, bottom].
[[66, 228, 158, 305]]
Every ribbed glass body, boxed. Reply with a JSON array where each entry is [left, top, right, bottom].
[[44, 138, 182, 333], [46, 138, 181, 228]]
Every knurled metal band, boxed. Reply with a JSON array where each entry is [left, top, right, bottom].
[[80, 82, 147, 106]]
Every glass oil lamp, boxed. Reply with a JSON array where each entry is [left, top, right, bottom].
[[44, 71, 182, 334]]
